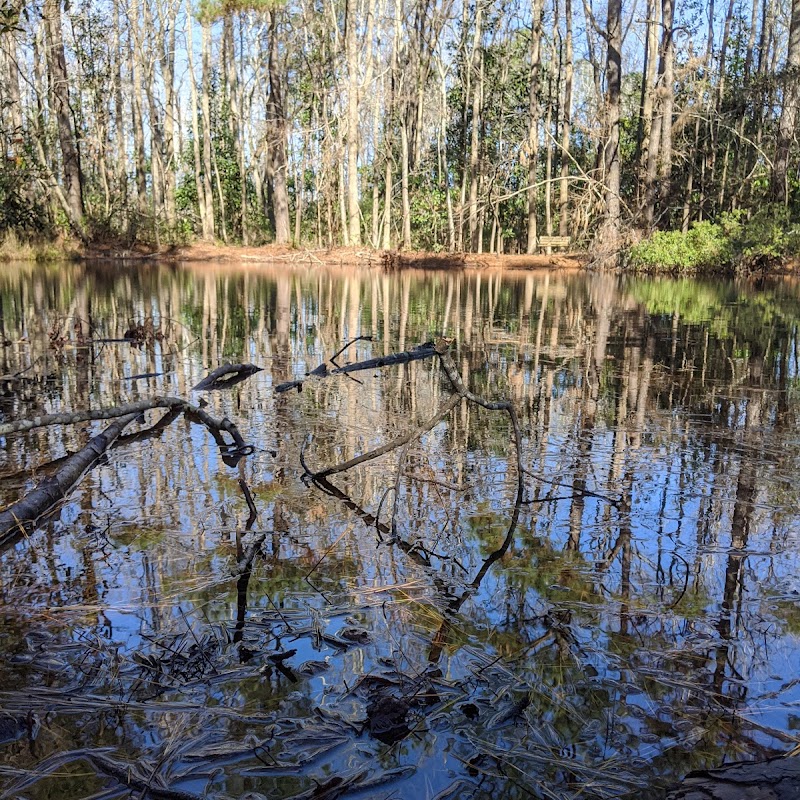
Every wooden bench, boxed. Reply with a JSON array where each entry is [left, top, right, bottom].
[[538, 235, 571, 250]]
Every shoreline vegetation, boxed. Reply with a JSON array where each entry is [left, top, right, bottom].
[[3, 232, 799, 276], [2, 0, 799, 277]]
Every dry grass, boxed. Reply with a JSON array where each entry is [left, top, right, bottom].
[[0, 230, 79, 263]]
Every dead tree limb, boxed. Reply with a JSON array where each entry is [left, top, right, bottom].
[[300, 340, 523, 498], [299, 339, 527, 608], [192, 363, 263, 391], [0, 397, 249, 459], [182, 405, 251, 463], [0, 412, 140, 550], [437, 348, 525, 503], [302, 393, 461, 479], [0, 399, 253, 550], [275, 341, 440, 394], [115, 407, 184, 447], [0, 397, 186, 436]]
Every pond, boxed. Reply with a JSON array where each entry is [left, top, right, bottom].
[[1, 260, 800, 799]]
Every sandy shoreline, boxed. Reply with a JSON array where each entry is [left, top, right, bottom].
[[81, 242, 589, 271]]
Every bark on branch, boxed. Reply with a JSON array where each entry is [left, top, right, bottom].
[[0, 413, 140, 551], [192, 363, 263, 391], [0, 396, 186, 436]]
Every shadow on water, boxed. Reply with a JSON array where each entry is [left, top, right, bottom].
[[1, 262, 800, 798]]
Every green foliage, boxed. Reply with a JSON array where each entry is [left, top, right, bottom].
[[627, 220, 736, 274], [0, 1, 23, 34], [409, 184, 451, 251], [196, 0, 279, 23], [0, 169, 48, 236], [736, 204, 800, 269], [0, 138, 51, 239], [628, 279, 730, 323], [629, 207, 800, 274]]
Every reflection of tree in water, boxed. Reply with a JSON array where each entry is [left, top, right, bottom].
[[1, 264, 800, 797]]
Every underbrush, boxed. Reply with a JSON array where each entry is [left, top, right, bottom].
[[0, 230, 79, 263], [627, 206, 800, 274]]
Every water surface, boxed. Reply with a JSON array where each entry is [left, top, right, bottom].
[[1, 261, 800, 799]]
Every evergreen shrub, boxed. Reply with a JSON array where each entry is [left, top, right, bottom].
[[628, 207, 800, 274]]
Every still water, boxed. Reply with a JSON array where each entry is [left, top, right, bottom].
[[1, 261, 800, 799]]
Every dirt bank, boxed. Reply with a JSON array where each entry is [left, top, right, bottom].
[[82, 242, 589, 271]]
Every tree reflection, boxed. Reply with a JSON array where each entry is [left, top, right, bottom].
[[1, 263, 800, 798]]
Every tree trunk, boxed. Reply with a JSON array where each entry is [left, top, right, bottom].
[[467, 45, 484, 251], [382, 155, 392, 249], [128, 3, 148, 221], [438, 59, 456, 252], [267, 10, 291, 244], [401, 116, 412, 248], [658, 0, 675, 215], [544, 6, 557, 239], [111, 0, 127, 223], [559, 0, 573, 238], [158, 0, 178, 230], [463, 0, 482, 252], [43, 0, 84, 229], [371, 84, 381, 247], [644, 0, 676, 228], [345, 0, 361, 246], [222, 14, 246, 240], [382, 6, 399, 251], [296, 129, 306, 244], [602, 0, 622, 247], [636, 0, 659, 207], [526, 0, 544, 253], [772, 0, 800, 203], [186, 1, 212, 240], [200, 16, 216, 239]]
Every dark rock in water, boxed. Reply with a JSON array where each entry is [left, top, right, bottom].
[[298, 659, 330, 676], [667, 754, 800, 799], [339, 626, 371, 644], [366, 695, 411, 744], [0, 714, 25, 744]]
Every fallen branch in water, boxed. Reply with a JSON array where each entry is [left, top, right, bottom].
[[274, 340, 441, 394], [297, 337, 527, 602], [192, 362, 263, 391], [0, 396, 186, 436], [0, 398, 252, 550], [0, 397, 248, 452], [301, 341, 523, 502], [302, 393, 461, 479], [0, 412, 140, 551]]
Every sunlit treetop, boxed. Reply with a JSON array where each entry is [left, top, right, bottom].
[[196, 0, 281, 22], [0, 0, 24, 34]]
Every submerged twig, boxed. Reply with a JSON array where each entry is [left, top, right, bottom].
[[238, 477, 258, 528], [303, 393, 461, 479], [87, 751, 203, 800], [437, 348, 525, 504]]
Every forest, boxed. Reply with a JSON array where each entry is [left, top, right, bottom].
[[0, 0, 799, 266]]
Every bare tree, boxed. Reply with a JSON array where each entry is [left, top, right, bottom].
[[43, 0, 84, 231], [773, 0, 800, 203]]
